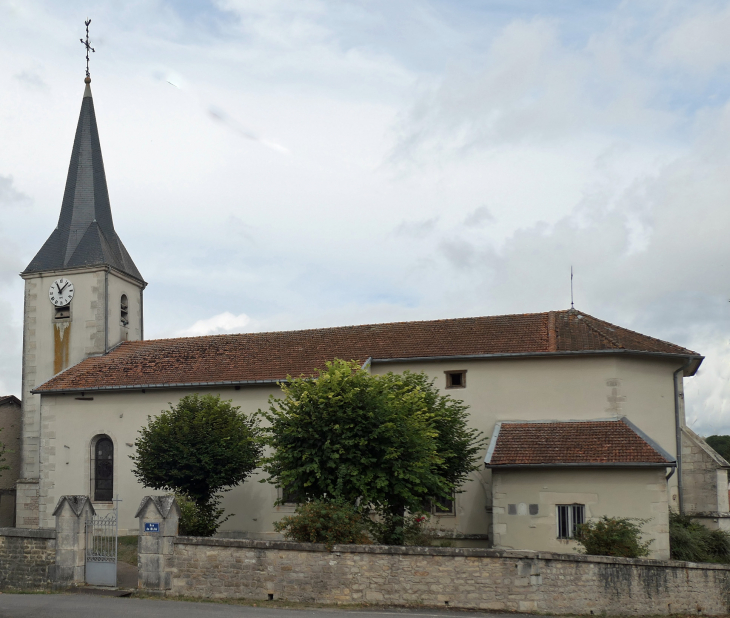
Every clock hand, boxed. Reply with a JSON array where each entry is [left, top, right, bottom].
[[56, 282, 63, 293], [60, 281, 69, 292]]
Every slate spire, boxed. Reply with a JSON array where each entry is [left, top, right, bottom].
[[23, 78, 144, 282]]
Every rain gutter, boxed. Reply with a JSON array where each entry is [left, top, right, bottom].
[[484, 462, 676, 470], [373, 349, 704, 375], [32, 378, 286, 395]]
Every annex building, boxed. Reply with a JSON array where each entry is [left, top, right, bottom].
[[13, 76, 730, 560]]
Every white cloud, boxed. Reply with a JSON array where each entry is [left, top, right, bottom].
[[176, 312, 260, 337], [1, 1, 730, 433], [0, 175, 29, 207], [653, 3, 730, 76]]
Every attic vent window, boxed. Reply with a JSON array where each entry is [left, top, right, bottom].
[[120, 294, 129, 327], [445, 370, 466, 389]]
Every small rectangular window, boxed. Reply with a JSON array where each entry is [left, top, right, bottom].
[[445, 370, 466, 389], [529, 504, 539, 516], [422, 494, 456, 516], [556, 504, 585, 539], [281, 487, 301, 505]]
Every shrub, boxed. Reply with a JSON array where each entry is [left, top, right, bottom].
[[575, 516, 652, 558], [273, 499, 371, 549], [365, 511, 455, 547], [669, 512, 730, 563], [176, 493, 229, 537]]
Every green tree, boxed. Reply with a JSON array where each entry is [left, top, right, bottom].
[[705, 435, 730, 462], [260, 359, 485, 544], [131, 394, 262, 536]]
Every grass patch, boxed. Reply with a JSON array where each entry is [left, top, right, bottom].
[[117, 535, 138, 566]]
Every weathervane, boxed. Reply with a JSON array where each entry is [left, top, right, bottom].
[[80, 19, 95, 79], [570, 265, 574, 309]]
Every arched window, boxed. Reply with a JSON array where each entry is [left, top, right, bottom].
[[120, 294, 129, 326], [91, 435, 114, 502]]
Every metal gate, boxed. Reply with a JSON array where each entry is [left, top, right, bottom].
[[85, 504, 118, 586]]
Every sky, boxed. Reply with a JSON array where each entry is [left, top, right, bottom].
[[1, 0, 730, 435]]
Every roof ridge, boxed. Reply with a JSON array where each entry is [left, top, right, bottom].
[[576, 313, 625, 349], [576, 311, 697, 355], [547, 311, 557, 352], [112, 310, 568, 347]]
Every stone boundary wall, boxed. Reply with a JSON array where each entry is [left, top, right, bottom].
[[0, 527, 56, 589], [167, 537, 730, 615]]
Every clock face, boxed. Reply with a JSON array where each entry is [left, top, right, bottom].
[[48, 277, 75, 307]]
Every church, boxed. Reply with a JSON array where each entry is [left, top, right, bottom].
[[12, 74, 730, 561]]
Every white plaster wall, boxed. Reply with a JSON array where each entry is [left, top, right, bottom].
[[41, 386, 280, 534], [372, 354, 684, 534], [38, 353, 688, 541], [490, 468, 671, 560], [21, 269, 105, 483], [20, 268, 143, 528]]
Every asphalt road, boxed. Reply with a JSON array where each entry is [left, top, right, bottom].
[[0, 595, 539, 618]]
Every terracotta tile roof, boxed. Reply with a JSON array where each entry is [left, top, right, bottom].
[[0, 395, 20, 407], [35, 309, 700, 393], [485, 418, 674, 467]]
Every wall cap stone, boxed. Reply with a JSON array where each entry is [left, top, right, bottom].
[[0, 527, 56, 538], [173, 535, 730, 571], [52, 495, 95, 517], [135, 495, 177, 519]]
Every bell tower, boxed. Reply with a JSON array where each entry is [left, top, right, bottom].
[[16, 71, 146, 527]]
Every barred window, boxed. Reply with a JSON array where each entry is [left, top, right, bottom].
[[556, 504, 584, 539]]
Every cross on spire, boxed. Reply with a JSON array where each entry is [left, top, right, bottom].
[[80, 19, 95, 79]]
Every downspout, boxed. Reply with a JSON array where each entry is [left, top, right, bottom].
[[104, 268, 109, 353], [674, 358, 692, 514], [140, 287, 144, 341]]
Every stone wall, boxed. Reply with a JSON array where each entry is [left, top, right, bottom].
[[165, 538, 730, 615], [0, 527, 56, 589]]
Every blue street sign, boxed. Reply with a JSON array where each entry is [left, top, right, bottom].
[[145, 522, 160, 532]]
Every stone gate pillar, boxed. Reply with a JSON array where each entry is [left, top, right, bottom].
[[135, 495, 179, 590], [53, 495, 95, 584]]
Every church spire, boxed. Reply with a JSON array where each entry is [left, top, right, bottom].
[[23, 76, 144, 282]]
